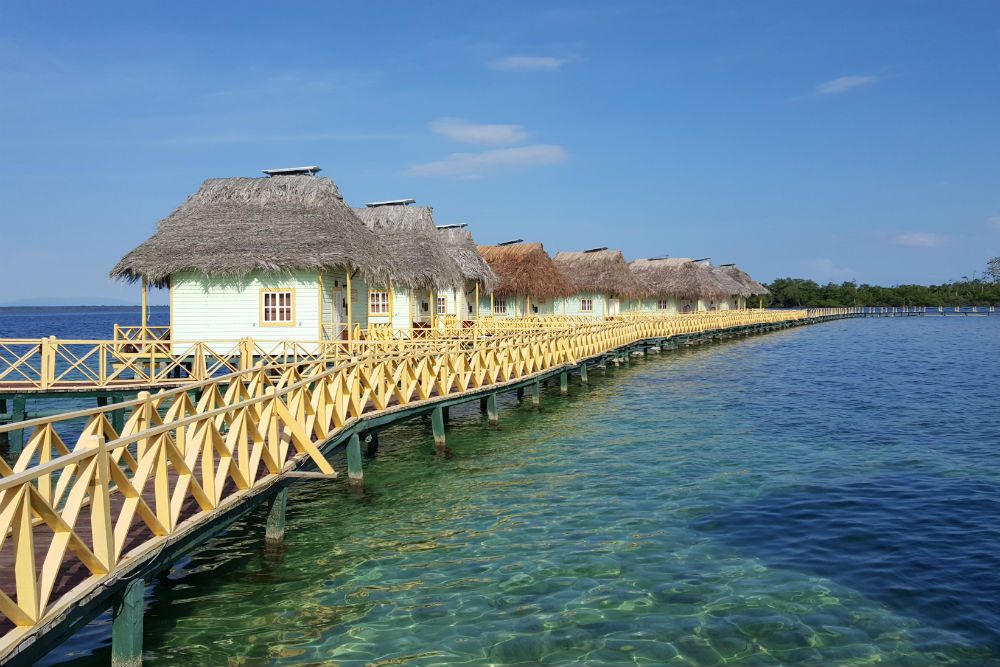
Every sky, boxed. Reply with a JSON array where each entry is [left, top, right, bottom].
[[1, 1, 999, 305]]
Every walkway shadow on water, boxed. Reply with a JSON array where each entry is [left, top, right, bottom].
[[693, 473, 1000, 650]]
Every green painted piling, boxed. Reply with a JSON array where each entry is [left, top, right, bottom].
[[431, 406, 446, 451], [10, 396, 25, 454], [486, 393, 498, 426], [531, 380, 541, 407], [111, 577, 144, 667], [365, 431, 379, 457], [580, 363, 589, 385], [265, 488, 288, 543], [560, 371, 568, 395], [347, 434, 363, 486]]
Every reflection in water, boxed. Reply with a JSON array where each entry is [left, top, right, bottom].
[[35, 317, 1000, 667]]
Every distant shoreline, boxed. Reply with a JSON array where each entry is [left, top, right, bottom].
[[0, 305, 169, 313]]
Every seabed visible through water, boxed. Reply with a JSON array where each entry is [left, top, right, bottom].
[[35, 315, 1000, 667]]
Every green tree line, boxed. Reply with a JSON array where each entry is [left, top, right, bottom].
[[764, 258, 1000, 307]]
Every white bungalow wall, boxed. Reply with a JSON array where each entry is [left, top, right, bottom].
[[171, 270, 321, 345]]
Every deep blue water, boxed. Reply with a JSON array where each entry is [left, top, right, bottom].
[[3, 310, 998, 666]]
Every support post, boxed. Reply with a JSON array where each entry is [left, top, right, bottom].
[[347, 433, 363, 487], [431, 406, 446, 452], [10, 395, 26, 454], [111, 577, 145, 667], [140, 279, 149, 334], [486, 393, 498, 426], [365, 431, 380, 457], [346, 270, 353, 344], [531, 380, 541, 407], [112, 393, 125, 434], [580, 363, 589, 385], [560, 371, 568, 395], [265, 488, 288, 544]]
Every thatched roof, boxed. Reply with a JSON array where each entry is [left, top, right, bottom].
[[629, 258, 731, 300], [477, 242, 575, 299], [711, 266, 752, 297], [553, 249, 652, 299], [719, 264, 770, 296], [111, 174, 396, 287], [436, 225, 499, 292], [353, 204, 464, 291]]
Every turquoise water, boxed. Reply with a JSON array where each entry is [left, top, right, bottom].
[[36, 316, 1000, 666]]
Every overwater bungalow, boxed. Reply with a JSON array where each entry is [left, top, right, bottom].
[[718, 263, 771, 307], [111, 167, 397, 344], [709, 264, 752, 310], [552, 248, 651, 317], [436, 224, 499, 324], [353, 200, 465, 335], [629, 257, 730, 313], [477, 241, 574, 317]]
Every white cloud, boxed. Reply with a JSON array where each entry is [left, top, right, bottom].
[[814, 75, 879, 96], [407, 144, 567, 178], [491, 55, 569, 71], [802, 258, 856, 283], [893, 232, 946, 248], [430, 117, 527, 145]]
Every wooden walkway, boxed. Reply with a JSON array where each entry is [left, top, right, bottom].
[[0, 310, 858, 666]]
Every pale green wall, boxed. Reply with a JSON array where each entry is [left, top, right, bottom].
[[172, 270, 321, 342], [554, 293, 612, 318]]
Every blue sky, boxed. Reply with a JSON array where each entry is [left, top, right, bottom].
[[1, 1, 999, 304]]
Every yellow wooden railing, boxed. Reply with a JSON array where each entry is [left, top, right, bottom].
[[0, 309, 864, 655]]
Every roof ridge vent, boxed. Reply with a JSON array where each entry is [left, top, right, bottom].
[[366, 198, 416, 207], [647, 255, 670, 261], [262, 166, 321, 177], [436, 223, 468, 229], [497, 239, 524, 246], [583, 246, 608, 253]]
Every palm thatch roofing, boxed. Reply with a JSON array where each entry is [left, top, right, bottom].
[[719, 264, 770, 296], [111, 174, 397, 288], [436, 224, 499, 292], [629, 258, 731, 300], [352, 203, 464, 291], [711, 266, 752, 297], [477, 242, 575, 300], [553, 249, 652, 299]]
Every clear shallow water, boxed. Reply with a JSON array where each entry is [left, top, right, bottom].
[[23, 315, 1000, 667]]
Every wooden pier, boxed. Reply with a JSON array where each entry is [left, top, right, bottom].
[[0, 309, 856, 666]]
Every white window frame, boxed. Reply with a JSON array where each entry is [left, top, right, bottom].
[[369, 290, 389, 315], [581, 298, 594, 313], [436, 296, 448, 315], [261, 290, 294, 325], [493, 299, 507, 315], [657, 299, 670, 310]]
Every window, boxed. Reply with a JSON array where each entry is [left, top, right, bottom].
[[581, 298, 593, 312], [369, 290, 389, 315], [436, 296, 448, 315], [493, 300, 507, 315], [261, 290, 294, 324], [657, 299, 670, 310]]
